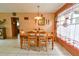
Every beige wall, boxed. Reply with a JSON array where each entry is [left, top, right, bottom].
[[0, 13, 12, 38], [0, 13, 55, 38], [18, 13, 54, 32]]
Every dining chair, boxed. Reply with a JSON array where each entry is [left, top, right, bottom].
[[38, 31, 48, 51], [20, 31, 28, 49], [27, 31, 37, 50], [20, 35, 28, 49], [48, 32, 54, 49]]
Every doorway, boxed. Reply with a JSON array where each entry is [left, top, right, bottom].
[[11, 17, 20, 39]]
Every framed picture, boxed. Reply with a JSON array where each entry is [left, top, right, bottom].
[[24, 17, 29, 20], [38, 17, 45, 26]]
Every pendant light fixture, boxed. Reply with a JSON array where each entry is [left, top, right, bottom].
[[34, 5, 43, 20]]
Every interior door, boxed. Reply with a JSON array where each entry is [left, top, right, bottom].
[[11, 17, 19, 38]]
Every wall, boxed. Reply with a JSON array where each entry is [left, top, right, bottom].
[[0, 13, 54, 38], [0, 13, 12, 38], [17, 13, 54, 33], [55, 3, 74, 16]]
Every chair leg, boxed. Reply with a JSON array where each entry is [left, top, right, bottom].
[[46, 46, 47, 52], [39, 46, 40, 51], [28, 42, 30, 50], [46, 43, 48, 52], [38, 42, 40, 51]]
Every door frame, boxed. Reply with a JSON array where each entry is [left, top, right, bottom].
[[11, 17, 19, 38]]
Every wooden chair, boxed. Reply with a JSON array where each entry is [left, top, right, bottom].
[[48, 32, 54, 49], [20, 35, 28, 49], [38, 31, 48, 51], [27, 31, 37, 50], [20, 30, 28, 49]]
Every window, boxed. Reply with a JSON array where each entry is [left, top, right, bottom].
[[57, 4, 79, 49]]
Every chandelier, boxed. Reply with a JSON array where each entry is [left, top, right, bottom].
[[34, 5, 43, 20]]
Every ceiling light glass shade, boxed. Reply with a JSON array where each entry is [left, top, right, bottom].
[[34, 16, 42, 20]]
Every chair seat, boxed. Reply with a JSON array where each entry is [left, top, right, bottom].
[[28, 37, 36, 39], [30, 40, 35, 43], [30, 43, 37, 46], [40, 43, 46, 46]]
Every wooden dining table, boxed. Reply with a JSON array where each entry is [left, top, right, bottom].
[[20, 31, 54, 49]]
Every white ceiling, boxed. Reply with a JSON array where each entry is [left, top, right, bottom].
[[0, 3, 64, 13]]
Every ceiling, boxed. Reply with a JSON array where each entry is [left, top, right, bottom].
[[0, 3, 65, 13]]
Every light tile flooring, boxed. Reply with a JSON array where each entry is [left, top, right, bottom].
[[0, 39, 71, 56]]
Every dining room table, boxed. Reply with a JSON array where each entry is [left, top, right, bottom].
[[20, 30, 54, 49]]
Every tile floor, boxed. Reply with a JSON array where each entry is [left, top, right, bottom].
[[0, 38, 71, 56]]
